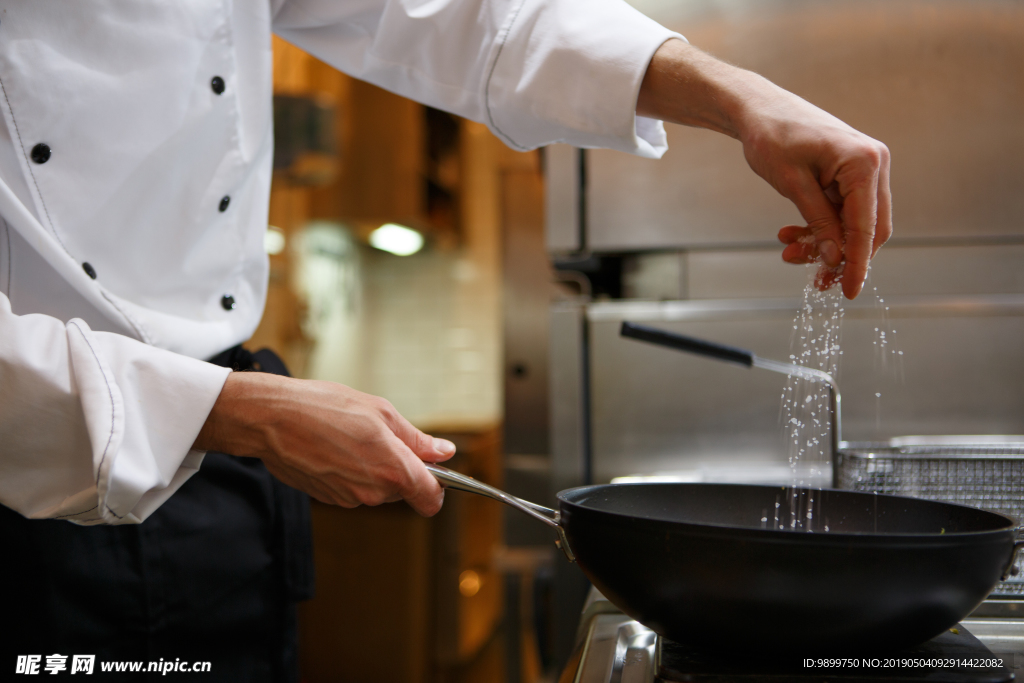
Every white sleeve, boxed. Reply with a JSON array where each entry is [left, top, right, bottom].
[[0, 296, 230, 525], [271, 0, 682, 158]]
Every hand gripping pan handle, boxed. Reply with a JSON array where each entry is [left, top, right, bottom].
[[426, 464, 575, 561]]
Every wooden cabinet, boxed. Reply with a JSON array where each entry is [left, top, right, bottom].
[[298, 500, 432, 682], [297, 427, 505, 683], [308, 77, 426, 230], [432, 429, 504, 668]]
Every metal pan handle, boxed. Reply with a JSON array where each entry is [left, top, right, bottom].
[[426, 464, 575, 562]]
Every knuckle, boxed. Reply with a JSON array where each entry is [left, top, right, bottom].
[[373, 399, 401, 426], [322, 486, 360, 508], [877, 142, 891, 163], [356, 489, 386, 507], [856, 142, 883, 168], [381, 460, 417, 495], [415, 430, 434, 453]]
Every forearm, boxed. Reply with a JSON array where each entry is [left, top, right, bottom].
[[636, 38, 892, 300], [637, 39, 747, 138], [192, 372, 278, 457], [637, 40, 833, 160]]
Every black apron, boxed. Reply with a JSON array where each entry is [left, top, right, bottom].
[[0, 347, 314, 682]]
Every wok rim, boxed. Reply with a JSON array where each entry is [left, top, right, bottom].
[[555, 481, 1019, 541]]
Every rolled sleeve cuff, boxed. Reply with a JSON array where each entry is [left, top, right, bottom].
[[56, 323, 230, 525], [484, 0, 683, 158]]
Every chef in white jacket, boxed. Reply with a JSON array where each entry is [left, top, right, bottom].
[[0, 0, 890, 678]]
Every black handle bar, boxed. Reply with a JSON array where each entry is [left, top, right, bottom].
[[619, 321, 754, 367]]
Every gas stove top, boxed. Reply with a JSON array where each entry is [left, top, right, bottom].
[[563, 590, 1024, 683]]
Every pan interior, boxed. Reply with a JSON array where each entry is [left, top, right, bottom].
[[559, 483, 1014, 536]]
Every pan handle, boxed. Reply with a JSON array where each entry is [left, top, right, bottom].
[[1002, 538, 1024, 581], [426, 464, 575, 562], [620, 321, 844, 454]]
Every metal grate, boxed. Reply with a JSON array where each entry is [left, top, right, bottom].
[[836, 446, 1024, 597]]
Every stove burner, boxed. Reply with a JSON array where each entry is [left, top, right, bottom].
[[565, 590, 1024, 683], [658, 626, 1013, 683]]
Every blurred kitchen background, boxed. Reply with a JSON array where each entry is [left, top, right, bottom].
[[257, 1, 1024, 681]]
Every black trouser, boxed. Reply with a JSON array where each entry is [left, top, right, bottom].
[[0, 347, 313, 681]]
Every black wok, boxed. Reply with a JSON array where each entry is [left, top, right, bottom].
[[429, 465, 1021, 654], [427, 321, 1023, 653]]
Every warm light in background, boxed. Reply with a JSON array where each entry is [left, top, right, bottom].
[[458, 569, 481, 597], [265, 225, 286, 255], [369, 223, 424, 256]]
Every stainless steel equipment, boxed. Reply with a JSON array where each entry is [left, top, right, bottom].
[[547, 0, 1024, 253], [837, 442, 1024, 596], [554, 295, 1024, 486], [563, 589, 1024, 683], [546, 0, 1024, 485]]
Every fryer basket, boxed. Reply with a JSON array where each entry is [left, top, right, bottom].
[[835, 441, 1024, 597]]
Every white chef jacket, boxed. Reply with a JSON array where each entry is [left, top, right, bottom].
[[0, 0, 679, 525]]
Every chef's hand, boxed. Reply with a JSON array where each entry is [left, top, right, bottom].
[[636, 39, 892, 299], [192, 372, 455, 516]]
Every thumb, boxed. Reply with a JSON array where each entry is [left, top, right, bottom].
[[786, 173, 844, 268], [383, 408, 456, 463]]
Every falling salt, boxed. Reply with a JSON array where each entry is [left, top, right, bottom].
[[773, 265, 847, 534], [869, 276, 904, 375], [864, 268, 906, 430], [780, 266, 843, 490]]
